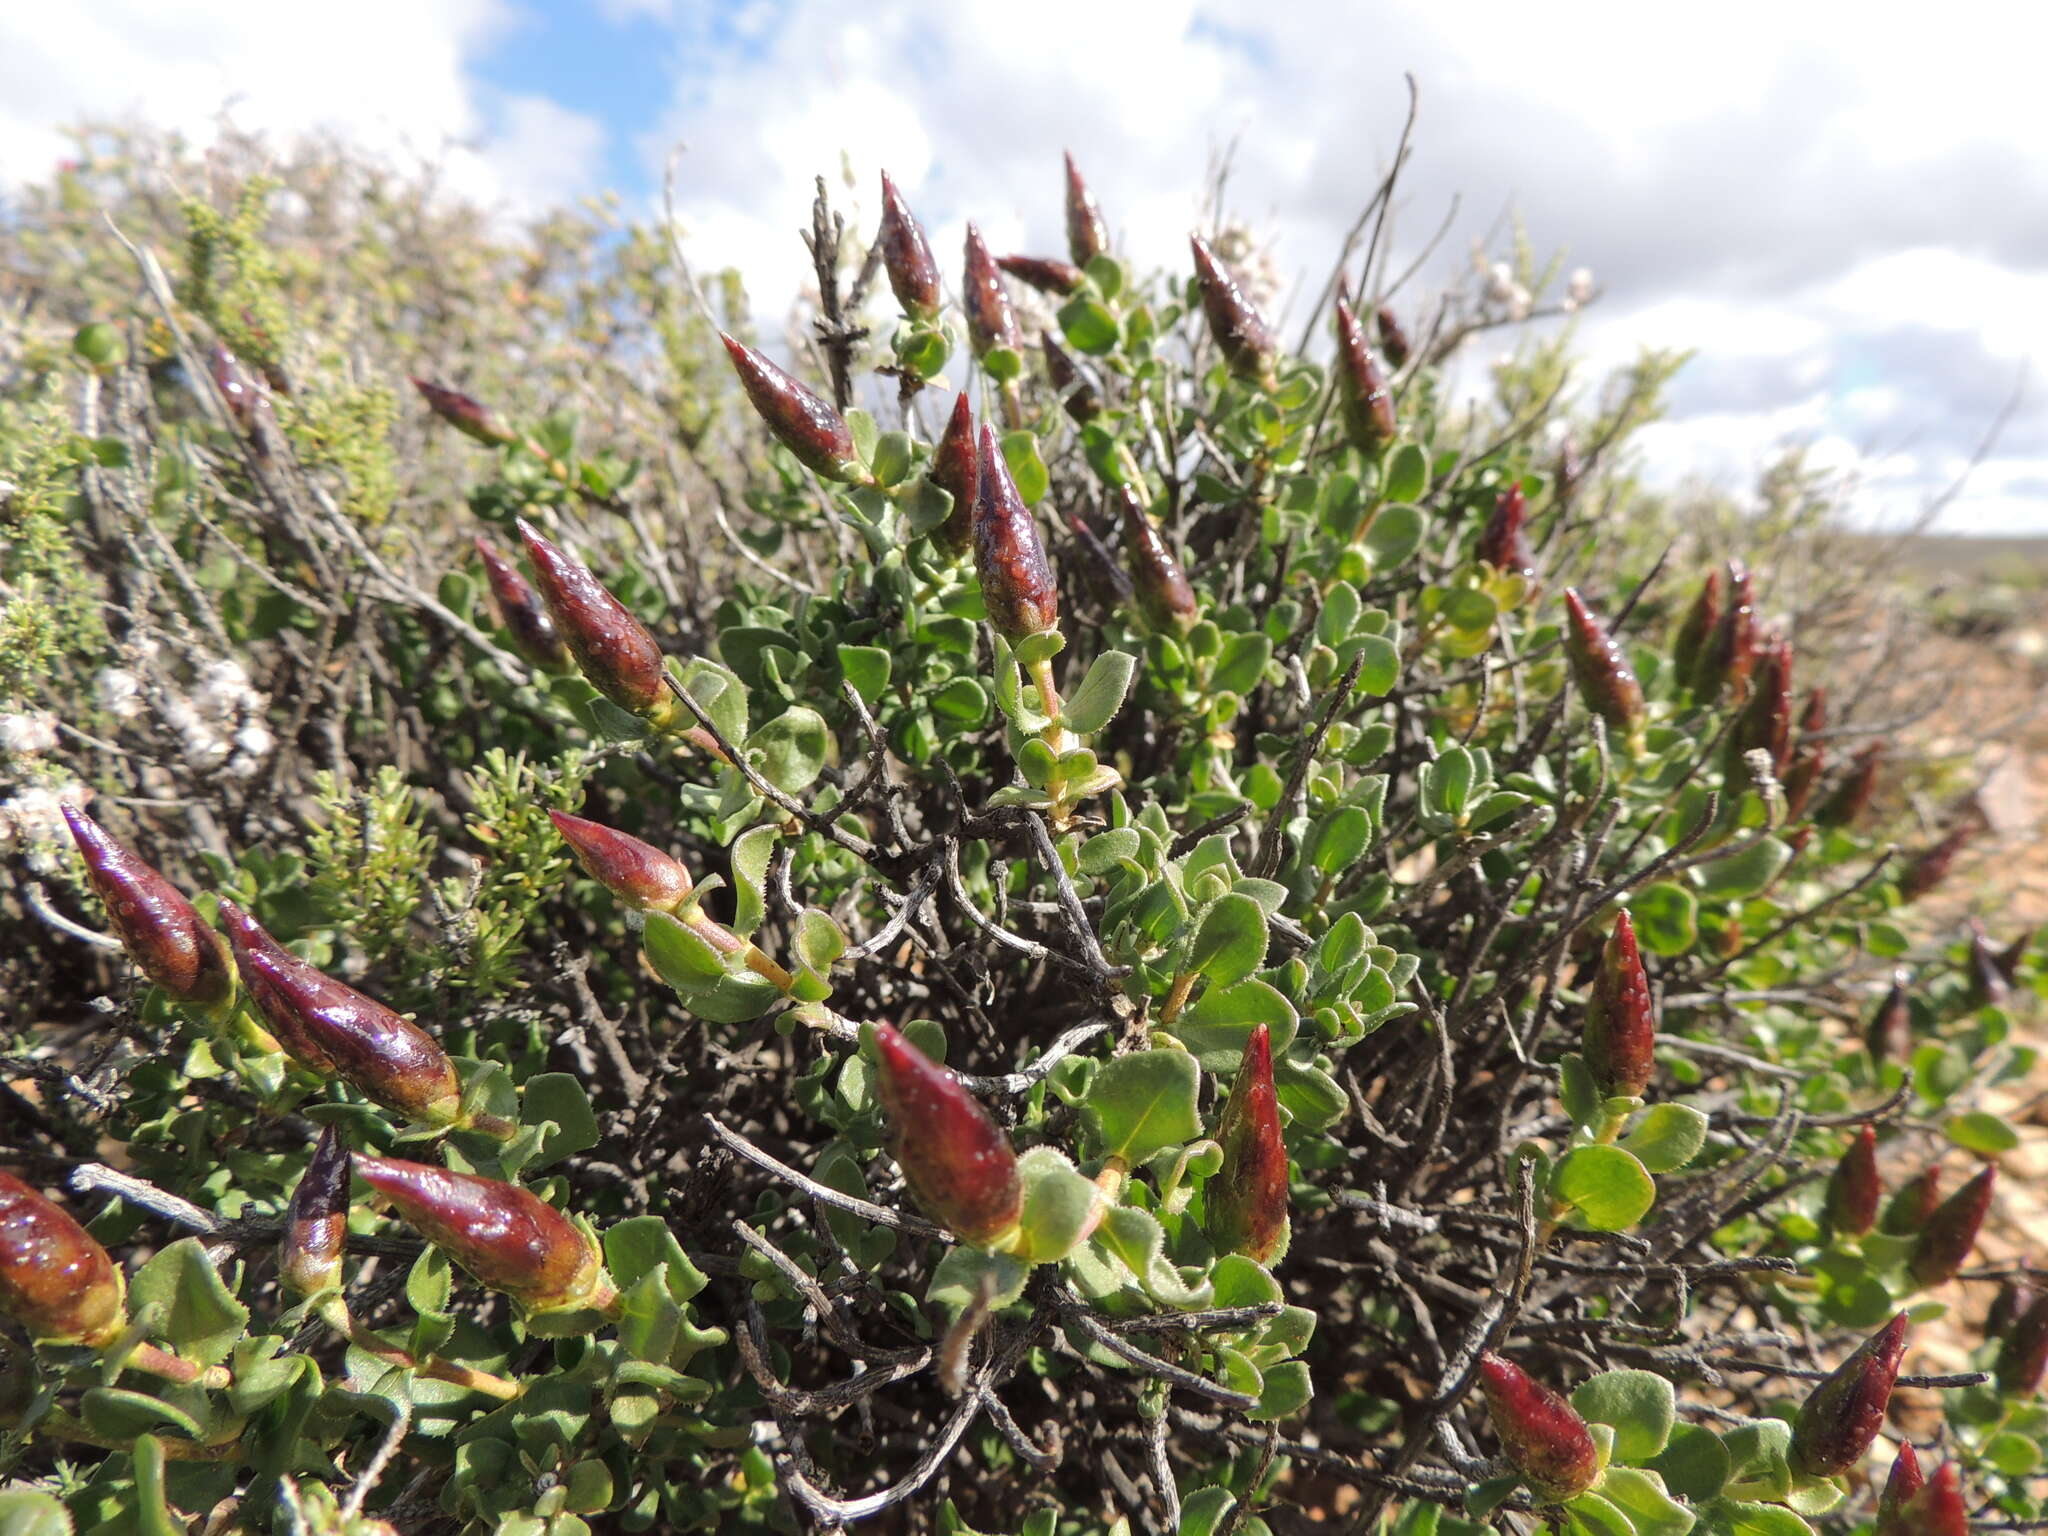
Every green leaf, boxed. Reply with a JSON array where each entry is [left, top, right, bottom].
[[837, 644, 891, 705], [1559, 1054, 1601, 1128], [1000, 430, 1049, 505], [1062, 650, 1138, 736], [1719, 1503, 1813, 1536], [1351, 634, 1401, 696], [603, 1216, 709, 1304], [1693, 836, 1792, 899], [1078, 827, 1143, 877], [80, 1388, 204, 1442], [0, 1490, 74, 1536], [1382, 442, 1430, 504], [844, 408, 879, 464], [1180, 1487, 1239, 1536], [1645, 1424, 1730, 1502], [1082, 1050, 1202, 1163], [1552, 1145, 1656, 1232], [1562, 1492, 1636, 1536], [1189, 893, 1268, 987], [1010, 1146, 1100, 1264], [931, 676, 990, 725], [1211, 633, 1272, 697], [1572, 1369, 1676, 1460], [1250, 1359, 1312, 1421], [642, 910, 724, 984], [1170, 979, 1298, 1071], [1721, 1420, 1794, 1503], [870, 430, 914, 487], [1632, 882, 1698, 957], [927, 1246, 1029, 1316], [127, 1237, 248, 1366], [1985, 1430, 2041, 1476], [1094, 1204, 1214, 1309], [523, 1073, 601, 1169], [1058, 295, 1121, 354], [729, 823, 779, 939], [1361, 503, 1426, 569], [1621, 1104, 1709, 1174], [1308, 807, 1372, 876], [747, 706, 830, 794], [1598, 1472, 1693, 1536], [1945, 1110, 2019, 1155]]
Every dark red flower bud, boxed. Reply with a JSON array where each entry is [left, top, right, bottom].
[[355, 1154, 607, 1313], [1987, 1261, 2036, 1340], [1883, 1167, 1940, 1237], [1791, 1313, 1909, 1477], [1205, 1023, 1290, 1264], [1997, 1288, 2048, 1396], [1866, 971, 1913, 1067], [1876, 1445, 1923, 1536], [1728, 634, 1795, 780], [929, 393, 980, 557], [998, 254, 1086, 296], [1064, 152, 1109, 269], [963, 223, 1022, 361], [1584, 911, 1655, 1099], [62, 805, 236, 1012], [1909, 1164, 1994, 1288], [1671, 570, 1723, 691], [871, 1023, 1021, 1248], [1699, 563, 1758, 702], [877, 171, 942, 322], [1898, 1462, 1967, 1536], [1477, 1354, 1600, 1503], [1117, 486, 1197, 631], [1333, 297, 1396, 455], [1966, 922, 2013, 1011], [1476, 484, 1539, 583], [1897, 824, 1974, 904], [210, 343, 275, 439], [1824, 1125, 1881, 1239], [279, 1126, 351, 1300], [1562, 589, 1646, 738], [1784, 746, 1827, 821], [719, 333, 864, 483], [1995, 928, 2033, 986], [1815, 742, 1884, 830], [218, 899, 463, 1127], [1064, 508, 1133, 610], [1041, 335, 1100, 423], [1375, 305, 1412, 371], [0, 1171, 125, 1348], [548, 808, 693, 913], [1799, 687, 1828, 737], [474, 537, 568, 669], [1189, 235, 1276, 383], [972, 424, 1058, 640], [411, 377, 516, 447], [515, 519, 673, 722]]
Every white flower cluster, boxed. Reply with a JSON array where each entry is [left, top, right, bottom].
[[1563, 267, 1596, 313], [1, 711, 59, 755], [160, 657, 275, 780], [0, 780, 92, 874], [1481, 259, 1533, 322]]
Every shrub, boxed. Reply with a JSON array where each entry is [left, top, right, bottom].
[[1, 130, 2040, 1536]]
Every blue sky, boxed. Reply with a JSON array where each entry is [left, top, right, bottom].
[[3, 0, 2043, 534]]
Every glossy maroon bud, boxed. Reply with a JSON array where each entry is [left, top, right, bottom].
[[1700, 563, 1758, 702], [998, 255, 1086, 296], [515, 519, 671, 720], [719, 333, 863, 483], [1815, 743, 1884, 830], [871, 1023, 1021, 1248], [1966, 922, 2013, 1010], [1730, 635, 1795, 779], [1824, 1125, 1881, 1239], [1205, 1023, 1290, 1265], [1189, 235, 1276, 383], [930, 392, 980, 557], [218, 900, 462, 1127], [474, 537, 568, 669], [1562, 589, 1646, 738], [1064, 152, 1109, 269], [1065, 508, 1133, 610], [1117, 486, 1197, 631], [411, 377, 516, 446], [62, 805, 235, 1011], [1784, 745, 1827, 821], [1995, 929, 2033, 986], [1897, 1462, 1967, 1536], [1375, 305, 1412, 371], [210, 343, 275, 438], [279, 1126, 351, 1300], [1897, 824, 1974, 904], [971, 424, 1058, 640], [1908, 1164, 1994, 1288], [1799, 687, 1828, 737], [1876, 1445, 1923, 1536], [1866, 971, 1913, 1067], [1882, 1167, 1939, 1237], [1584, 911, 1655, 1099], [877, 171, 942, 322], [1041, 335, 1100, 423], [1671, 570, 1722, 691], [962, 223, 1022, 361], [355, 1154, 607, 1313], [1477, 1354, 1600, 1503], [549, 808, 693, 913], [1791, 1313, 1909, 1477], [1997, 1288, 2048, 1395], [0, 1171, 125, 1348], [1476, 484, 1539, 583], [1333, 297, 1396, 455], [1986, 1261, 2036, 1341]]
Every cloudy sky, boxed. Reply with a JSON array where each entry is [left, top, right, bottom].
[[3, 0, 2042, 533]]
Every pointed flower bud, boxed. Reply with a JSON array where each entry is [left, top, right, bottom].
[[1334, 297, 1396, 454], [1866, 971, 1913, 1067], [1041, 335, 1100, 423], [0, 1171, 125, 1348], [515, 519, 672, 722], [1824, 1125, 1881, 1239], [355, 1154, 607, 1314], [1883, 1167, 1940, 1237], [1898, 1463, 1967, 1536], [720, 333, 864, 483], [411, 377, 516, 446], [877, 171, 942, 321], [1986, 1260, 2035, 1341], [1671, 570, 1723, 690], [1375, 305, 1412, 370], [218, 900, 463, 1127], [1997, 1288, 2048, 1396], [1064, 152, 1109, 268], [1477, 1354, 1600, 1503], [1563, 589, 1646, 738], [1908, 1165, 1994, 1288], [1875, 1445, 1923, 1536], [63, 805, 236, 1012], [1584, 911, 1655, 1099], [1700, 563, 1758, 702], [998, 254, 1086, 296], [549, 808, 693, 913], [1995, 928, 2033, 987], [279, 1126, 351, 1300], [1065, 508, 1134, 610], [1476, 484, 1538, 583], [1897, 825, 1974, 903], [1784, 745, 1827, 821], [1967, 922, 2013, 1010], [1791, 1313, 1909, 1477], [1189, 234, 1276, 383], [963, 223, 1022, 360], [1815, 742, 1884, 830], [930, 393, 980, 557], [972, 424, 1058, 640], [1204, 1023, 1290, 1264], [1729, 634, 1795, 779], [871, 1023, 1021, 1248], [1118, 486, 1197, 630], [474, 537, 568, 669]]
